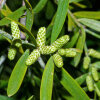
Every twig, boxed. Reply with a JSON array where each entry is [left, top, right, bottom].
[[38, 57, 45, 69], [68, 9, 83, 28]]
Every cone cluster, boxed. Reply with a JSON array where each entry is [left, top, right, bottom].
[[25, 27, 77, 68], [83, 49, 100, 95], [8, 21, 21, 60]]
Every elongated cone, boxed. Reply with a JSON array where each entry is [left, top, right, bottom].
[[26, 49, 40, 66], [83, 56, 91, 69], [88, 49, 100, 59], [51, 35, 69, 50], [94, 84, 100, 97], [36, 27, 46, 47], [11, 21, 20, 39], [86, 75, 94, 92], [58, 49, 66, 56], [53, 53, 63, 68], [39, 46, 57, 54], [8, 47, 16, 60], [65, 49, 76, 57], [92, 67, 99, 81]]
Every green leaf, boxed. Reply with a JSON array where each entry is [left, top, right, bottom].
[[33, 0, 48, 13], [79, 18, 100, 32], [0, 95, 14, 100], [75, 73, 88, 85], [40, 57, 54, 100], [0, 6, 26, 26], [56, 68, 90, 100], [96, 81, 100, 90], [0, 30, 12, 43], [7, 50, 29, 97], [62, 95, 75, 100], [69, 0, 83, 3], [72, 27, 86, 67], [68, 13, 75, 31], [74, 11, 100, 19], [51, 0, 69, 43], [0, 5, 12, 16], [85, 29, 100, 39], [25, 0, 33, 31], [65, 28, 79, 48]]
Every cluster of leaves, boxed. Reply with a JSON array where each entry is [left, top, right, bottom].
[[0, 0, 100, 100]]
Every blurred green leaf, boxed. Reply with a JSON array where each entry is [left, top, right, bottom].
[[68, 13, 75, 31], [0, 5, 12, 16], [0, 95, 14, 100], [27, 95, 34, 100], [57, 68, 90, 100], [33, 0, 48, 13], [72, 27, 86, 67], [79, 18, 100, 32], [0, 30, 12, 43], [7, 50, 29, 97], [0, 6, 26, 26], [96, 80, 100, 89], [69, 0, 83, 3], [25, 0, 33, 31], [51, 0, 69, 43], [62, 95, 74, 100], [40, 57, 54, 100], [75, 73, 88, 85], [65, 28, 79, 48], [74, 11, 100, 19], [85, 29, 100, 39], [45, 1, 55, 20]]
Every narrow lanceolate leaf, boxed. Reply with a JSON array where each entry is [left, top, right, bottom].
[[94, 84, 100, 97], [83, 56, 91, 69], [33, 0, 48, 13], [65, 29, 79, 48], [75, 73, 88, 85], [8, 47, 17, 60], [85, 29, 100, 39], [36, 27, 46, 47], [51, 0, 69, 43], [79, 18, 100, 32], [0, 4, 12, 16], [39, 46, 57, 54], [40, 57, 54, 100], [56, 68, 90, 100], [88, 49, 100, 59], [0, 95, 14, 100], [73, 27, 86, 67], [0, 6, 26, 26], [26, 49, 40, 66], [86, 75, 94, 92], [0, 30, 12, 43], [53, 53, 63, 68], [11, 21, 20, 39], [69, 0, 83, 3], [24, 0, 33, 31], [51, 35, 69, 49], [74, 11, 100, 19], [7, 50, 29, 97]]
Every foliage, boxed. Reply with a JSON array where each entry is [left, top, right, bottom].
[[0, 0, 100, 100]]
